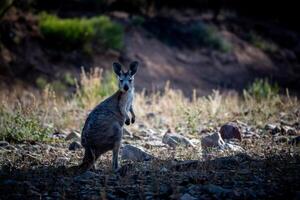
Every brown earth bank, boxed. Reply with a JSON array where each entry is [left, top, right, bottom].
[[0, 8, 300, 96]]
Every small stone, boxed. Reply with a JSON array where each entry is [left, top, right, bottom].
[[0, 141, 9, 147], [275, 136, 289, 144], [282, 126, 297, 135], [121, 144, 154, 161], [220, 122, 242, 141], [51, 131, 66, 139], [146, 112, 156, 119], [162, 130, 194, 148], [265, 124, 281, 135], [180, 193, 197, 200], [68, 141, 82, 151], [223, 143, 244, 152], [289, 136, 300, 146], [65, 131, 81, 141]]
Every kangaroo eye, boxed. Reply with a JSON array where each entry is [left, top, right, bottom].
[[129, 79, 132, 82], [119, 79, 123, 82]]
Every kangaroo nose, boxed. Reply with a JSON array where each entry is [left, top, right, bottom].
[[124, 85, 129, 91]]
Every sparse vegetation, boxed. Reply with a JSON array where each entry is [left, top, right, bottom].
[[39, 13, 124, 50], [243, 78, 279, 101], [0, 105, 53, 142], [191, 23, 232, 52], [248, 32, 279, 53]]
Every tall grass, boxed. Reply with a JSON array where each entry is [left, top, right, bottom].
[[39, 13, 124, 50]]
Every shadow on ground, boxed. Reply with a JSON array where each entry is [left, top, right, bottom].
[[0, 153, 299, 199]]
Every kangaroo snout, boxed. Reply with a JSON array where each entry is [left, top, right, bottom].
[[124, 84, 129, 91]]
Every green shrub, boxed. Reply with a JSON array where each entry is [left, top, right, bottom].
[[247, 32, 278, 53], [191, 23, 232, 52], [243, 78, 279, 100], [0, 108, 53, 142], [39, 13, 123, 50]]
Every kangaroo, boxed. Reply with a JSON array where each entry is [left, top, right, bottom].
[[79, 61, 139, 172]]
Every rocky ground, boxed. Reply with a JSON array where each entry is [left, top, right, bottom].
[[0, 121, 299, 200]]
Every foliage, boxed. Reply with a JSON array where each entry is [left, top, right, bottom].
[[243, 78, 279, 101], [248, 32, 278, 53], [191, 23, 232, 52], [0, 107, 53, 142], [39, 13, 124, 50]]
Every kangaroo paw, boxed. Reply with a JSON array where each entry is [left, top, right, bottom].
[[125, 118, 130, 125]]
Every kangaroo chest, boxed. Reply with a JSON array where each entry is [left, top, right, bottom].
[[118, 90, 133, 114]]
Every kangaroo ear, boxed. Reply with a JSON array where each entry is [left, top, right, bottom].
[[113, 62, 122, 76], [129, 61, 139, 76]]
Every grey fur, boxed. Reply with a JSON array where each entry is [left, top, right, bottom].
[[79, 61, 139, 172]]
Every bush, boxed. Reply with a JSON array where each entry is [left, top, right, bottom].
[[243, 78, 279, 100], [0, 108, 53, 142], [39, 13, 124, 50], [191, 23, 232, 52], [247, 32, 278, 53]]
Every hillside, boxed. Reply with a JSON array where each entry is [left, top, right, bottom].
[[0, 4, 299, 96]]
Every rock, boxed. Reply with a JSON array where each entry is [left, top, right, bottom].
[[0, 141, 9, 147], [289, 136, 300, 146], [121, 145, 154, 162], [65, 131, 81, 141], [275, 136, 289, 144], [162, 130, 194, 148], [180, 193, 197, 200], [145, 140, 166, 148], [201, 132, 225, 149], [220, 122, 242, 141], [223, 143, 244, 152], [265, 124, 281, 135], [146, 112, 156, 119], [50, 131, 66, 139], [201, 132, 244, 152], [282, 126, 297, 135], [68, 141, 82, 151]]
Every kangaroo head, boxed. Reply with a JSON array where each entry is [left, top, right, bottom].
[[113, 61, 139, 93]]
